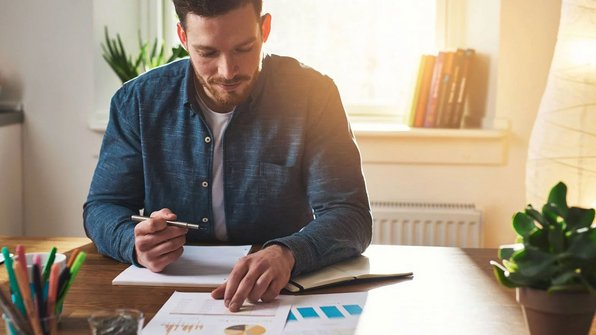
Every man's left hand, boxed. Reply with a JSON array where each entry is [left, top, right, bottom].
[[211, 244, 295, 312]]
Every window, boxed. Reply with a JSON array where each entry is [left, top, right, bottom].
[[165, 1, 439, 124], [91, 1, 499, 132], [262, 1, 437, 123]]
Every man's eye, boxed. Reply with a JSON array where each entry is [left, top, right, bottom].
[[236, 46, 253, 53], [198, 51, 217, 58]]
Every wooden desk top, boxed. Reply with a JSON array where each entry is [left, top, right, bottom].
[[0, 237, 594, 334]]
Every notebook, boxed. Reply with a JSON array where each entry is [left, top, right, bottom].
[[285, 250, 413, 292], [112, 245, 251, 287]]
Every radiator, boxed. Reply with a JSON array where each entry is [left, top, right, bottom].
[[371, 201, 483, 248]]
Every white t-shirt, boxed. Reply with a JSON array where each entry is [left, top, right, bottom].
[[196, 95, 234, 241]]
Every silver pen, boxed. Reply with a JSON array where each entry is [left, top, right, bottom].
[[131, 215, 203, 230]]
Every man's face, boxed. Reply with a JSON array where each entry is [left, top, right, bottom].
[[178, 4, 271, 113]]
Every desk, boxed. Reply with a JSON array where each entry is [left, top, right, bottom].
[[0, 237, 594, 334]]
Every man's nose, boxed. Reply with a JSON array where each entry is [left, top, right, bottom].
[[218, 55, 239, 80]]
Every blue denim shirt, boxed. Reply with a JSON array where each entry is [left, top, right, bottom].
[[83, 54, 372, 276]]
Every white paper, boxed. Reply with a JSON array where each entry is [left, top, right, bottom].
[[283, 292, 368, 335], [112, 245, 251, 287], [142, 291, 292, 335]]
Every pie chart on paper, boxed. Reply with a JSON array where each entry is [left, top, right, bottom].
[[223, 324, 266, 335]]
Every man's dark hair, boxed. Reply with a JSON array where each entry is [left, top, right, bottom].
[[173, 0, 263, 29]]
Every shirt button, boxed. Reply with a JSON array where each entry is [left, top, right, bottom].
[[204, 136, 212, 143], [202, 217, 209, 223], [201, 181, 208, 188]]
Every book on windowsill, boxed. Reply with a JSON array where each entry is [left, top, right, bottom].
[[284, 252, 413, 293]]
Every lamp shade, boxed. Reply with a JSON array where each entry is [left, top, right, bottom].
[[526, 0, 596, 208]]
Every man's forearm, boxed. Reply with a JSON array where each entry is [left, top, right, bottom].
[[264, 205, 372, 276], [83, 201, 137, 264]]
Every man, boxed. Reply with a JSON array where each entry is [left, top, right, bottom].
[[84, 0, 371, 312]]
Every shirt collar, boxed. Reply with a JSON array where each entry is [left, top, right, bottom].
[[183, 59, 194, 107]]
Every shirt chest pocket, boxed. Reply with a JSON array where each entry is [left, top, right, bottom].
[[257, 162, 302, 204]]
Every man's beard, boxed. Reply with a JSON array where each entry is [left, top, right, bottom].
[[196, 69, 259, 112]]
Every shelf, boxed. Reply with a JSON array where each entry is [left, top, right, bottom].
[[0, 101, 23, 126]]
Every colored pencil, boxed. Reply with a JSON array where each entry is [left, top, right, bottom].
[[56, 252, 86, 309], [67, 249, 80, 268], [13, 260, 43, 335], [47, 263, 60, 335], [2, 247, 26, 315], [42, 247, 57, 282], [15, 245, 28, 283]]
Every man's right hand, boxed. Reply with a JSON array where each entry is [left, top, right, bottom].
[[134, 208, 188, 272]]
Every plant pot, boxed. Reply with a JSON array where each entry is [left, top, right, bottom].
[[516, 287, 596, 335]]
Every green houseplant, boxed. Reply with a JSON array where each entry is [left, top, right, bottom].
[[101, 27, 188, 83], [491, 181, 596, 335]]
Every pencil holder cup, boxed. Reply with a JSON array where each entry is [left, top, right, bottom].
[[23, 252, 67, 282], [88, 309, 144, 335], [2, 312, 60, 335]]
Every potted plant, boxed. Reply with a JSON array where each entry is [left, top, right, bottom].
[[101, 27, 188, 83], [491, 181, 596, 335]]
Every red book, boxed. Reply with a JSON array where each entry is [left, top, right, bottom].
[[443, 49, 465, 128]]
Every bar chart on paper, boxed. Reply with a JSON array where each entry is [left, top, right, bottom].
[[283, 292, 367, 335]]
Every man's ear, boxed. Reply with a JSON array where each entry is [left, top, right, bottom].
[[261, 13, 272, 42], [177, 22, 188, 49]]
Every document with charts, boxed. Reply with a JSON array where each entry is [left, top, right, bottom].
[[143, 291, 368, 335], [112, 245, 251, 287], [142, 291, 292, 335]]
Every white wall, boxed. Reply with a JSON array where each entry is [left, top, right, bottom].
[[0, 124, 22, 235], [0, 0, 562, 248], [0, 0, 103, 236]]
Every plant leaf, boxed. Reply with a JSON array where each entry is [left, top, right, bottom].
[[551, 270, 579, 286], [490, 261, 518, 288], [542, 203, 563, 226], [548, 224, 565, 254], [498, 244, 522, 260], [566, 229, 596, 261], [101, 26, 138, 83], [527, 228, 549, 251], [525, 205, 548, 227], [547, 181, 569, 217], [167, 45, 188, 63], [503, 259, 518, 272], [512, 247, 557, 278], [566, 207, 595, 231], [101, 28, 190, 83], [513, 212, 535, 237], [508, 270, 546, 288]]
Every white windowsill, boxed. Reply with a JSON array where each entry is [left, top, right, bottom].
[[88, 113, 109, 133], [353, 120, 509, 166]]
